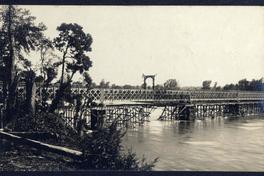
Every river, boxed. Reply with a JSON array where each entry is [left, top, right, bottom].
[[123, 108, 264, 171], [0, 108, 263, 171]]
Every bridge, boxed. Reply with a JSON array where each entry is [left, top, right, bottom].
[[34, 87, 264, 128], [24, 86, 264, 103], [1, 84, 264, 129]]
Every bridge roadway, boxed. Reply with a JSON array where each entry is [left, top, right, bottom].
[[2, 85, 264, 126], [4, 83, 262, 103], [1, 82, 263, 103], [83, 89, 264, 125], [1, 84, 264, 129], [85, 88, 264, 106]]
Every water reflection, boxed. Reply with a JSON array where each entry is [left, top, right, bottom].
[[123, 108, 264, 171], [177, 121, 194, 134]]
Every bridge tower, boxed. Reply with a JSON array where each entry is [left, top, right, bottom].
[[142, 74, 156, 90]]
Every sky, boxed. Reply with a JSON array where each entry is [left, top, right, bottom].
[[19, 6, 264, 87]]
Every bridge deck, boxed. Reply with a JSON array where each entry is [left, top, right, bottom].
[[1, 83, 264, 104]]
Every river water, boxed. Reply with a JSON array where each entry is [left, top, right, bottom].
[[0, 108, 263, 171], [123, 108, 264, 171]]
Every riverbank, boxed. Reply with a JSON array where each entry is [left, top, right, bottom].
[[0, 141, 76, 171]]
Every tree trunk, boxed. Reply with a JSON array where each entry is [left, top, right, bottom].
[[5, 5, 17, 126], [49, 71, 75, 114], [25, 70, 36, 116], [48, 82, 69, 113], [60, 47, 68, 85], [5, 74, 19, 125]]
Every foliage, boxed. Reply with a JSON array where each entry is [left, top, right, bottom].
[[164, 79, 179, 90], [49, 23, 93, 113], [76, 120, 158, 170], [0, 5, 47, 69], [154, 84, 164, 90], [54, 23, 93, 82], [214, 86, 222, 91], [202, 80, 212, 90], [111, 84, 122, 89], [0, 5, 47, 124], [98, 79, 110, 88], [7, 111, 79, 146], [223, 78, 264, 91], [83, 72, 92, 88], [37, 36, 59, 85], [248, 78, 264, 91], [211, 82, 222, 91]]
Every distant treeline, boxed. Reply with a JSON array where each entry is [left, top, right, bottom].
[[222, 78, 264, 91], [86, 79, 180, 90], [73, 78, 264, 91]]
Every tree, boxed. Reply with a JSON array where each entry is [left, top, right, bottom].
[[223, 83, 237, 91], [212, 82, 217, 89], [215, 86, 222, 91], [211, 82, 221, 91], [223, 78, 264, 91], [238, 79, 249, 91], [154, 84, 164, 90], [111, 84, 121, 89], [49, 23, 93, 113], [248, 78, 263, 91], [37, 37, 56, 81], [99, 79, 110, 89], [0, 5, 46, 124], [202, 80, 212, 90], [83, 72, 92, 88], [164, 79, 178, 90]]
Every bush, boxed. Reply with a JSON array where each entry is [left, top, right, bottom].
[[76, 120, 158, 170], [7, 112, 80, 147]]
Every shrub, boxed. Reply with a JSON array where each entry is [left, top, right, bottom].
[[7, 112, 80, 147], [76, 120, 158, 170]]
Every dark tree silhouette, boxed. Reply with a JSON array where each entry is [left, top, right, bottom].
[[202, 80, 212, 90], [99, 79, 110, 88], [49, 23, 93, 113], [223, 78, 264, 91], [38, 37, 55, 81], [164, 79, 179, 90], [238, 79, 250, 91], [0, 5, 46, 123], [83, 72, 92, 88]]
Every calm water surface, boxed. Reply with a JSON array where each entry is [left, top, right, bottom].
[[123, 108, 264, 171]]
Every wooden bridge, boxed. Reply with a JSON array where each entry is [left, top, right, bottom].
[[32, 87, 264, 103], [83, 88, 264, 127], [38, 87, 264, 128], [1, 84, 264, 129]]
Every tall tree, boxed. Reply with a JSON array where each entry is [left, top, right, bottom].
[[49, 23, 93, 113], [37, 37, 55, 81], [0, 5, 46, 123]]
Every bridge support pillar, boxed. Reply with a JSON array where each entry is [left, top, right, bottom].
[[261, 102, 264, 113], [179, 105, 195, 121], [224, 104, 240, 116]]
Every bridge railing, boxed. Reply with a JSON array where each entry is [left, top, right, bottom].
[[1, 82, 264, 103], [91, 89, 264, 102]]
